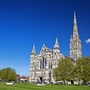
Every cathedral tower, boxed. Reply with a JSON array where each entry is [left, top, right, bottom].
[[70, 12, 82, 61]]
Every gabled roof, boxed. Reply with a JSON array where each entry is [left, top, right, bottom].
[[64, 55, 75, 63], [40, 44, 52, 54]]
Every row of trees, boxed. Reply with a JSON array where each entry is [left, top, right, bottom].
[[53, 57, 90, 84], [0, 67, 16, 81]]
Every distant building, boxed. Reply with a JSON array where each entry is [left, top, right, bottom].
[[16, 74, 29, 82], [20, 76, 29, 81], [29, 12, 82, 83]]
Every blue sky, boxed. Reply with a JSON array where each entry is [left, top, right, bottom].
[[0, 0, 90, 76]]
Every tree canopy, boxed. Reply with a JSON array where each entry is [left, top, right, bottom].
[[53, 58, 75, 83], [53, 56, 90, 84], [0, 67, 16, 81], [75, 57, 90, 83]]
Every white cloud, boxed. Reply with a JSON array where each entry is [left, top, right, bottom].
[[85, 38, 90, 43]]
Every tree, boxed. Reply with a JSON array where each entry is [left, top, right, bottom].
[[75, 57, 90, 84], [53, 58, 75, 84], [7, 69, 16, 81], [0, 67, 16, 81], [0, 69, 1, 79], [53, 67, 59, 81]]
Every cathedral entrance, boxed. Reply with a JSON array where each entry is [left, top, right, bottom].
[[40, 76, 43, 83]]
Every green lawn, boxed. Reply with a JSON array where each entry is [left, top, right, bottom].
[[0, 83, 90, 90]]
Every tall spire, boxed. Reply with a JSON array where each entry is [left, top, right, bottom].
[[31, 45, 36, 54], [73, 11, 79, 38], [54, 37, 60, 49], [70, 11, 82, 61], [74, 11, 77, 25]]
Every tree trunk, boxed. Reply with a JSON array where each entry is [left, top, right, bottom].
[[83, 80, 87, 85], [63, 80, 65, 84]]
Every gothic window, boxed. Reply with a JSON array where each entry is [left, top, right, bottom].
[[51, 63, 52, 69], [40, 57, 46, 69], [71, 52, 73, 55], [34, 72, 36, 77], [45, 59, 47, 65], [40, 60, 42, 69], [49, 63, 50, 69], [34, 66, 36, 70], [42, 57, 44, 69], [49, 63, 52, 69]]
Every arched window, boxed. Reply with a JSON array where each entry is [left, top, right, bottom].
[[43, 57, 44, 69], [40, 60, 42, 69], [45, 59, 46, 65], [34, 66, 36, 70], [40, 57, 46, 69], [49, 63, 52, 69], [34, 72, 36, 77]]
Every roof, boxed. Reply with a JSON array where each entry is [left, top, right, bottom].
[[64, 55, 75, 63]]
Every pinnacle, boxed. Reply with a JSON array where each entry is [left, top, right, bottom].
[[74, 11, 77, 25], [31, 45, 36, 54], [54, 37, 60, 49]]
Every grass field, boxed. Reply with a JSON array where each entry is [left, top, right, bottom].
[[0, 83, 90, 90]]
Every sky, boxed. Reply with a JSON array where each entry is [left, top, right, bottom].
[[0, 0, 90, 76]]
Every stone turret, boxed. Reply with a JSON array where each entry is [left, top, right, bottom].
[[53, 37, 60, 53], [31, 45, 36, 55]]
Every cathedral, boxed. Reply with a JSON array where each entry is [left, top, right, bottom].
[[29, 12, 82, 83]]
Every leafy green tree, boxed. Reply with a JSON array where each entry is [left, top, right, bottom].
[[0, 67, 16, 81], [53, 67, 59, 81], [0, 69, 1, 78], [53, 58, 75, 84], [75, 57, 90, 84], [8, 69, 16, 81]]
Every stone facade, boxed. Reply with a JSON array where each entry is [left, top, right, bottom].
[[29, 38, 65, 83], [70, 12, 82, 61]]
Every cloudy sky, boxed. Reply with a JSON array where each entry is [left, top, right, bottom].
[[0, 0, 90, 76]]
